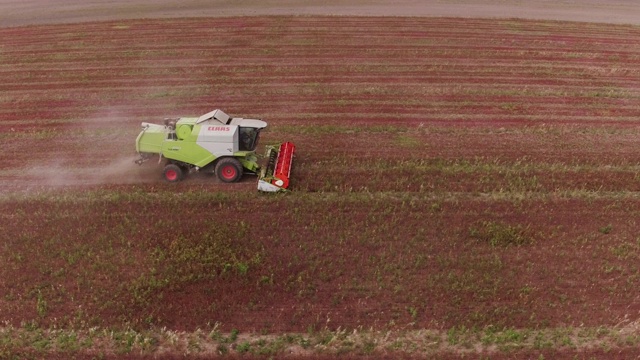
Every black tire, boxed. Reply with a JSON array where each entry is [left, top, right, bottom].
[[163, 163, 183, 183], [178, 164, 190, 178], [215, 157, 243, 183]]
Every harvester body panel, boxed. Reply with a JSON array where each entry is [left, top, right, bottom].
[[196, 109, 230, 124], [197, 125, 238, 154], [136, 122, 167, 154], [160, 138, 212, 166]]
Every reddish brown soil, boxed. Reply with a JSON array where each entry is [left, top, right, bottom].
[[1, 3, 640, 358]]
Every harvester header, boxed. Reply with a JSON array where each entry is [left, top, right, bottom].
[[135, 109, 295, 192]]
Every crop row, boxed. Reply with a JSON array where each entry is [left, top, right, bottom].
[[1, 17, 639, 127]]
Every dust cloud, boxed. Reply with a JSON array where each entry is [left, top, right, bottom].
[[22, 155, 161, 188], [11, 106, 165, 190]]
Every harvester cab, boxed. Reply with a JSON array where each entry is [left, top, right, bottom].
[[135, 109, 295, 192]]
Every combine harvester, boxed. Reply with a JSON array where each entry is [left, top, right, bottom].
[[135, 109, 295, 192]]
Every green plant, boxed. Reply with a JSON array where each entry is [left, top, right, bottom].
[[35, 290, 47, 318], [408, 307, 418, 319], [599, 224, 613, 234], [229, 329, 239, 343], [236, 341, 251, 353], [470, 221, 533, 247]]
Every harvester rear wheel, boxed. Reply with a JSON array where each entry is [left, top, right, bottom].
[[215, 158, 243, 183], [163, 164, 183, 182], [178, 164, 190, 177]]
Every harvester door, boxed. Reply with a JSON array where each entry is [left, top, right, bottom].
[[238, 127, 260, 151]]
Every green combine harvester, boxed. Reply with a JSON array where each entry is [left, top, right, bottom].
[[135, 109, 295, 192]]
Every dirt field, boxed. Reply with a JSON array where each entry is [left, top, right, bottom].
[[2, 0, 640, 27], [2, 1, 640, 359]]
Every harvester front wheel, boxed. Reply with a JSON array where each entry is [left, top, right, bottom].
[[215, 158, 243, 183], [163, 164, 183, 183]]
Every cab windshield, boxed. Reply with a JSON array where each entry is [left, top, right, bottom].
[[239, 127, 261, 151]]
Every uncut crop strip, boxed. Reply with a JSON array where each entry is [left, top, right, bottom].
[[2, 324, 640, 358]]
